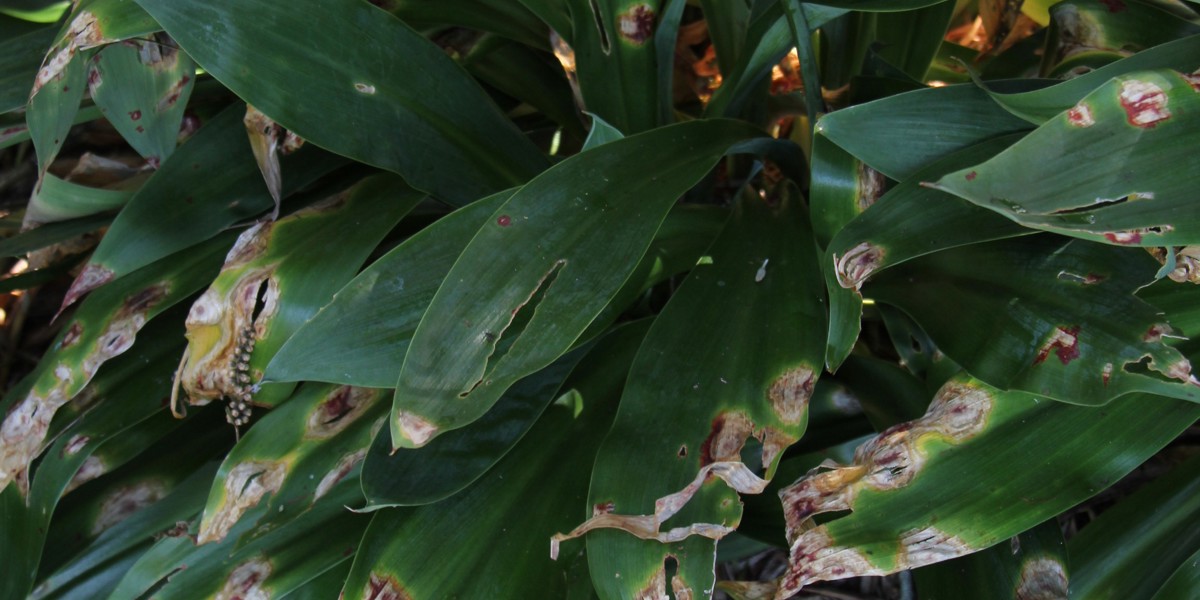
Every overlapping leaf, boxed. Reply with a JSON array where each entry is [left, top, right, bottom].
[[930, 69, 1200, 248], [136, 0, 548, 205], [390, 119, 765, 449]]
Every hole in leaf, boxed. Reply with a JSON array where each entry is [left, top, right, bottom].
[[458, 260, 567, 398], [589, 0, 611, 54], [250, 278, 270, 323]]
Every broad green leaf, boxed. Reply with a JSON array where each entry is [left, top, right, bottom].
[[816, 82, 1035, 180], [342, 322, 646, 600], [87, 35, 195, 166], [1068, 451, 1200, 599], [931, 69, 1200, 248], [361, 347, 586, 508], [176, 174, 421, 417], [0, 25, 54, 113], [654, 0, 686, 125], [267, 197, 720, 388], [24, 173, 132, 226], [581, 113, 624, 150], [280, 561, 353, 600], [781, 0, 824, 127], [391, 119, 766, 449], [0, 213, 110, 257], [136, 0, 549, 205], [868, 236, 1200, 405], [913, 520, 1068, 599], [62, 104, 347, 308], [0, 231, 235, 497], [822, 134, 1032, 370], [267, 191, 510, 388], [194, 384, 387, 544], [698, 0, 751, 77], [773, 374, 1200, 593], [573, 187, 826, 599]]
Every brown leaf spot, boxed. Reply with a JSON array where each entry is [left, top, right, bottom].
[[396, 411, 439, 447], [62, 434, 89, 456], [128, 110, 142, 121], [215, 557, 272, 600], [1033, 326, 1080, 366], [65, 456, 105, 493], [198, 461, 287, 544], [1182, 69, 1200, 92], [31, 11, 103, 98], [856, 163, 887, 211], [699, 412, 753, 466], [314, 449, 367, 501], [306, 386, 378, 439], [1098, 0, 1125, 12], [834, 242, 885, 289], [1102, 362, 1113, 386], [61, 264, 116, 311], [1144, 324, 1173, 343], [365, 573, 412, 600], [593, 501, 615, 516], [769, 366, 814, 425], [635, 564, 667, 600], [59, 322, 84, 349], [92, 480, 169, 535], [1119, 80, 1170, 128], [965, 171, 977, 181], [1105, 231, 1142, 245], [497, 214, 512, 227], [618, 4, 656, 45], [1016, 557, 1069, 600], [1066, 103, 1095, 127]]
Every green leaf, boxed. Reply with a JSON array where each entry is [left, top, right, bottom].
[[1068, 451, 1200, 599], [1153, 546, 1200, 600], [574, 187, 826, 599], [0, 25, 54, 113], [773, 374, 1200, 593], [822, 134, 1033, 370], [390, 119, 765, 448], [267, 191, 510, 388], [930, 69, 1200, 248], [341, 322, 646, 600], [0, 213, 110, 257], [62, 104, 347, 308], [87, 35, 195, 165], [816, 82, 1035, 180], [136, 0, 549, 205], [872, 1, 956, 82], [868, 236, 1200, 405], [24, 173, 132, 226], [361, 347, 586, 508]]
